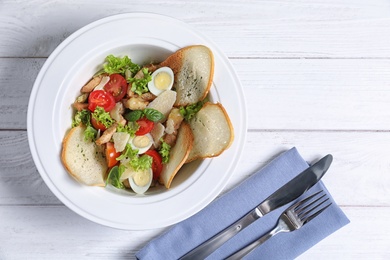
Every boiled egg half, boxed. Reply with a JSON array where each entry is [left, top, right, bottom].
[[120, 166, 153, 195], [129, 168, 153, 195], [148, 67, 174, 96], [128, 133, 153, 154]]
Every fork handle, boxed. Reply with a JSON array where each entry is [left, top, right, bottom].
[[225, 225, 283, 260]]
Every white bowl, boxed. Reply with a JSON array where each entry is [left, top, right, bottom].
[[27, 13, 247, 230]]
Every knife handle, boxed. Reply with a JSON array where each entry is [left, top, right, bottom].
[[179, 208, 262, 260]]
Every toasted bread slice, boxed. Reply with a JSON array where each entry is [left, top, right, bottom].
[[158, 45, 214, 107], [159, 122, 194, 188], [186, 102, 234, 162], [61, 125, 107, 186]]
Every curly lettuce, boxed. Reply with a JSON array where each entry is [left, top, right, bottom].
[[159, 140, 171, 164], [179, 100, 205, 121], [128, 68, 152, 95], [130, 154, 153, 171], [72, 109, 90, 128], [103, 55, 140, 75], [116, 144, 153, 171], [92, 106, 114, 128], [116, 122, 139, 137], [72, 109, 97, 142]]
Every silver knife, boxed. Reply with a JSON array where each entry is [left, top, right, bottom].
[[179, 154, 333, 260]]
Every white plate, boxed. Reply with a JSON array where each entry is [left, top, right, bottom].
[[27, 13, 247, 230]]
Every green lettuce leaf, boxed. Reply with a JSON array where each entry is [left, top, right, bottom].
[[129, 154, 153, 171], [92, 106, 114, 128], [116, 122, 139, 137], [103, 55, 140, 75], [72, 109, 91, 128], [84, 125, 97, 142], [179, 100, 205, 121], [128, 68, 152, 95], [71, 109, 98, 142], [116, 143, 138, 161], [116, 144, 152, 171], [159, 139, 171, 164]]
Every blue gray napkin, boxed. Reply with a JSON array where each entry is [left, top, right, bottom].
[[136, 147, 349, 259]]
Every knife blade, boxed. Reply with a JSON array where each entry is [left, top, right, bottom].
[[179, 154, 333, 260]]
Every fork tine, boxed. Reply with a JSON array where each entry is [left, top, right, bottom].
[[299, 193, 331, 223], [302, 202, 332, 223], [291, 190, 332, 224], [296, 193, 327, 216], [225, 190, 332, 259], [290, 190, 323, 210], [290, 190, 323, 208]]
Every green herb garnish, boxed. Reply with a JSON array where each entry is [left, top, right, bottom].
[[143, 108, 164, 122], [125, 110, 144, 122], [106, 165, 125, 189], [125, 108, 164, 122]]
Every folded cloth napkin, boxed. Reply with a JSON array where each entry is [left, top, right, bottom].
[[136, 147, 350, 260]]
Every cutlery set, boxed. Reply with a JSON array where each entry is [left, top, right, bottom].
[[180, 154, 333, 259]]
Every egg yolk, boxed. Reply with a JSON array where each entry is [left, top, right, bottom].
[[133, 136, 150, 148], [154, 72, 172, 90], [133, 170, 150, 187]]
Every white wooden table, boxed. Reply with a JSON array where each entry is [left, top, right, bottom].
[[1, 1, 389, 259]]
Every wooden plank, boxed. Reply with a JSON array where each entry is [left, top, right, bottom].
[[0, 205, 164, 259], [1, 130, 389, 207], [0, 58, 44, 129], [0, 0, 390, 58], [0, 131, 61, 205], [2, 58, 390, 130], [0, 205, 387, 259], [235, 58, 390, 130], [298, 207, 390, 259], [224, 130, 390, 208]]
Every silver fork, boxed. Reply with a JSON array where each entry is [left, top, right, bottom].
[[226, 190, 331, 260]]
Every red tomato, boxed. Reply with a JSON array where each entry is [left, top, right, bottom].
[[104, 74, 128, 102], [106, 142, 121, 168], [135, 118, 154, 136], [91, 117, 107, 131], [145, 150, 163, 180], [88, 90, 116, 112]]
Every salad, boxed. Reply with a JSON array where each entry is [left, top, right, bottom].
[[68, 54, 204, 194]]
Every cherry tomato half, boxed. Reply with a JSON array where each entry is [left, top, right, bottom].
[[106, 142, 121, 168], [135, 117, 154, 136], [91, 117, 107, 131], [88, 90, 116, 112], [145, 150, 163, 180], [104, 74, 128, 102]]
